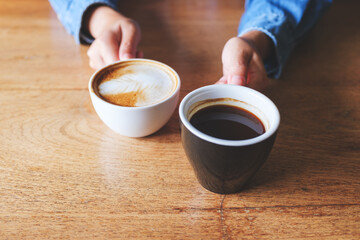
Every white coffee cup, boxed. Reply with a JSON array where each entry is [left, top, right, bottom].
[[89, 59, 181, 137]]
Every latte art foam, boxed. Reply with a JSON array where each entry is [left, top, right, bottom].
[[98, 63, 176, 107]]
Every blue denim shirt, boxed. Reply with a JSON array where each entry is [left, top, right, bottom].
[[49, 0, 332, 78], [48, 0, 119, 44], [239, 0, 332, 78]]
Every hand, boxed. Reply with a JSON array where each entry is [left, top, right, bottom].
[[217, 31, 273, 92], [85, 6, 142, 69]]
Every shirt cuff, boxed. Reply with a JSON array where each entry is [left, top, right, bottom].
[[55, 0, 119, 44], [238, 27, 286, 79]]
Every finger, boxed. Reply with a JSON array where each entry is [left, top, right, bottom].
[[224, 52, 249, 85], [246, 56, 268, 91], [87, 44, 105, 69], [222, 38, 251, 86], [216, 75, 228, 85], [99, 33, 120, 65], [119, 22, 140, 60], [229, 75, 247, 85], [89, 57, 105, 70]]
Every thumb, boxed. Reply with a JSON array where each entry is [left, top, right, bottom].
[[222, 38, 250, 86], [227, 67, 247, 86], [223, 59, 248, 86]]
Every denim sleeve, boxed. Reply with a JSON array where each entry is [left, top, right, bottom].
[[238, 0, 332, 78], [48, 0, 119, 44]]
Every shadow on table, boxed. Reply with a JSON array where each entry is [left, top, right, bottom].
[[243, 0, 360, 191]]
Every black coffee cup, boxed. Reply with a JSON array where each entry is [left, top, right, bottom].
[[179, 85, 280, 194]]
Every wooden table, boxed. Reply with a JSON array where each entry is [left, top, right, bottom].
[[1, 0, 359, 239]]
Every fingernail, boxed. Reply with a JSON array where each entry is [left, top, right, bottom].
[[230, 75, 245, 85]]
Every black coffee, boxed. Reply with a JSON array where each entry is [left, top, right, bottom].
[[190, 104, 265, 140]]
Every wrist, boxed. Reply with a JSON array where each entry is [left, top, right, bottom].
[[239, 31, 274, 60]]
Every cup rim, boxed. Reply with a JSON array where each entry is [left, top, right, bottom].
[[88, 58, 181, 110], [179, 85, 280, 146]]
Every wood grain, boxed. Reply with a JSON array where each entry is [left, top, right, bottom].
[[0, 0, 359, 239]]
